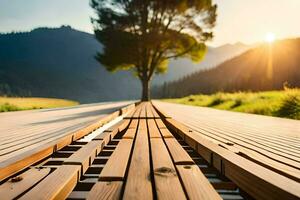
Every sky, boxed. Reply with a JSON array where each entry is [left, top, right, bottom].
[[1, 0, 300, 47]]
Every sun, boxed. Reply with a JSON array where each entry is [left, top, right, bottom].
[[265, 32, 276, 43]]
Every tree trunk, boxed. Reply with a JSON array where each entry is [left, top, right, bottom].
[[141, 79, 150, 101]]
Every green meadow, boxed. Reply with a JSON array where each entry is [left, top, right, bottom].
[[164, 89, 300, 120], [0, 97, 79, 112]]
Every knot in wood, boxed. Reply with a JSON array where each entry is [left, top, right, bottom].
[[11, 176, 23, 182], [154, 167, 176, 177]]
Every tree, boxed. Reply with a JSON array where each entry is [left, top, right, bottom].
[[90, 0, 217, 101]]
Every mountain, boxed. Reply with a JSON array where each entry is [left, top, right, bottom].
[[154, 38, 300, 98], [0, 26, 250, 103], [0, 26, 140, 103], [154, 42, 250, 84]]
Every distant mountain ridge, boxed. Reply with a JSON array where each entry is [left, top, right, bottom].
[[155, 38, 300, 98], [0, 26, 250, 102]]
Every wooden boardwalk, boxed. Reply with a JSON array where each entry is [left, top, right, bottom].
[[0, 101, 299, 200], [153, 101, 300, 182], [0, 102, 132, 180]]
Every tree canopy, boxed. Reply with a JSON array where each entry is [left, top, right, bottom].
[[91, 0, 217, 100]]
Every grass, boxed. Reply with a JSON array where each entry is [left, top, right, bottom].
[[0, 97, 79, 112], [163, 89, 300, 120]]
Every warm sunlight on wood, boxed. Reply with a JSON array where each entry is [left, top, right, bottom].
[[265, 32, 276, 43]]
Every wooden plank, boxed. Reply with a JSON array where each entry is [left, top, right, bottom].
[[123, 129, 153, 199], [118, 119, 130, 132], [0, 168, 51, 200], [146, 103, 154, 118], [92, 131, 111, 145], [150, 104, 160, 118], [64, 140, 104, 175], [164, 138, 194, 165], [122, 129, 136, 139], [132, 104, 142, 118], [152, 104, 171, 118], [155, 119, 167, 129], [160, 128, 174, 138], [138, 119, 147, 130], [150, 138, 186, 200], [56, 134, 73, 151], [121, 104, 135, 115], [139, 102, 147, 118], [99, 139, 133, 181], [166, 118, 300, 200], [176, 165, 222, 200], [148, 119, 161, 138], [128, 119, 138, 129], [0, 145, 54, 182], [86, 181, 123, 200], [20, 165, 80, 200], [103, 120, 125, 138]]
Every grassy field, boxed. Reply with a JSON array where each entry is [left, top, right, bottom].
[[164, 89, 300, 120], [0, 97, 79, 112]]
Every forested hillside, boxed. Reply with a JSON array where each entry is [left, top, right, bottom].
[[0, 26, 249, 102], [155, 38, 300, 98]]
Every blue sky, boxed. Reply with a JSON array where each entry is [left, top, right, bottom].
[[1, 0, 300, 46]]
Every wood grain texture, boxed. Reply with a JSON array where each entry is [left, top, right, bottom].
[[148, 119, 161, 138], [99, 139, 133, 181], [122, 129, 136, 139], [155, 119, 167, 129], [0, 167, 51, 200], [123, 129, 153, 200], [86, 181, 123, 200], [64, 140, 104, 174], [0, 102, 133, 181], [128, 119, 138, 129], [150, 138, 186, 200], [155, 109, 300, 200], [176, 165, 222, 200], [160, 129, 174, 138], [164, 138, 194, 165], [154, 101, 300, 182], [20, 165, 80, 200]]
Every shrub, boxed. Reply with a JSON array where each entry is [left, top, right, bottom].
[[208, 95, 224, 107], [276, 93, 300, 119], [0, 103, 20, 112]]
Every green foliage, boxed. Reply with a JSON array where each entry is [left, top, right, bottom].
[[0, 97, 79, 113], [91, 0, 217, 99], [164, 90, 300, 120], [276, 90, 300, 119], [0, 103, 20, 112]]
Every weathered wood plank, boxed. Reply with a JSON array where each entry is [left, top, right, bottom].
[[99, 139, 133, 181], [163, 116, 300, 200], [0, 167, 51, 200], [146, 103, 154, 118], [150, 138, 186, 200], [92, 131, 111, 145], [160, 128, 174, 138], [128, 119, 138, 129], [139, 102, 147, 118], [0, 145, 54, 182], [86, 181, 123, 200], [176, 165, 222, 200], [164, 138, 194, 165], [138, 119, 147, 130], [155, 119, 167, 129], [64, 140, 104, 175], [123, 129, 153, 199], [122, 129, 136, 139], [150, 104, 161, 118], [20, 165, 80, 200], [148, 119, 161, 138]]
